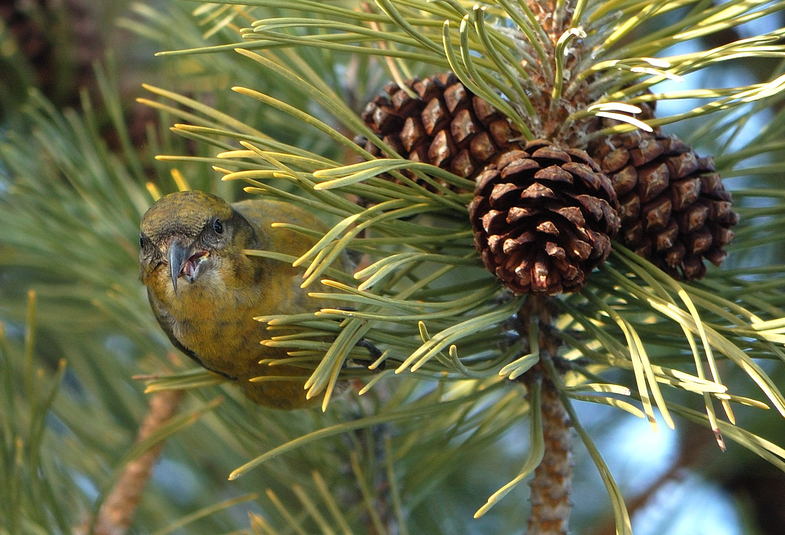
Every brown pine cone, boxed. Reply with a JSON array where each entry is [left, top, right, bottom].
[[469, 140, 620, 295], [588, 130, 738, 280], [358, 72, 520, 182]]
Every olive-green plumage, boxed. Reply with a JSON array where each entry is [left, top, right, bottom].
[[139, 190, 323, 409]]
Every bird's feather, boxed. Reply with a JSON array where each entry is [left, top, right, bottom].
[[146, 290, 236, 379]]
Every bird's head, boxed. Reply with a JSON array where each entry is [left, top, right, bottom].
[[139, 190, 255, 292]]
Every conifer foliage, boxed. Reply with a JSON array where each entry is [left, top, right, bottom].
[[1, 1, 785, 534]]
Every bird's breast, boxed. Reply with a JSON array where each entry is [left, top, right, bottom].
[[146, 259, 310, 382]]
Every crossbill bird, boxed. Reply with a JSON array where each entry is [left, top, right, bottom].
[[139, 190, 325, 409]]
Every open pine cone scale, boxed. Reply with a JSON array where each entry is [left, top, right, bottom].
[[469, 140, 620, 295], [358, 71, 738, 292]]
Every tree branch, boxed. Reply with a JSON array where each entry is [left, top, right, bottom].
[[521, 296, 573, 535], [82, 389, 184, 535]]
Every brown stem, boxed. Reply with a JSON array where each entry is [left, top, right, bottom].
[[520, 296, 573, 535], [527, 373, 573, 535], [86, 389, 184, 535]]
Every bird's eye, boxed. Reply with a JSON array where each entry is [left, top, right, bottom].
[[212, 219, 224, 234], [139, 234, 147, 248]]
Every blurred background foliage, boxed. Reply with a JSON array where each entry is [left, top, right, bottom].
[[1, 1, 784, 534]]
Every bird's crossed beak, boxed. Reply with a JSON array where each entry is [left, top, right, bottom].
[[168, 240, 208, 293]]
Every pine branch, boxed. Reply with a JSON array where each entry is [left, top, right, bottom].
[[83, 390, 184, 535], [520, 297, 573, 534], [3, 1, 785, 533]]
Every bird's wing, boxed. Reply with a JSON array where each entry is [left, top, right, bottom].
[[146, 290, 236, 380]]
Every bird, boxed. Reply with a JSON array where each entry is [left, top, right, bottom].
[[138, 190, 326, 409]]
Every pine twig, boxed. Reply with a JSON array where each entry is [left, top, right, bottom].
[[521, 296, 573, 535], [87, 389, 184, 535], [527, 372, 573, 535]]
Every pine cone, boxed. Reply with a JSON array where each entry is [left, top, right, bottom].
[[358, 72, 520, 182], [588, 130, 738, 280], [469, 140, 620, 295]]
